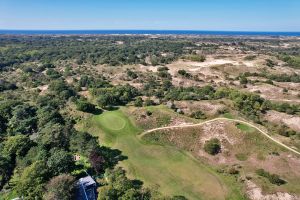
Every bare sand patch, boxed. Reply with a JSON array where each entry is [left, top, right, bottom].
[[174, 100, 225, 116], [265, 110, 300, 132], [246, 180, 300, 200], [275, 82, 300, 92], [37, 85, 48, 95], [246, 83, 286, 100]]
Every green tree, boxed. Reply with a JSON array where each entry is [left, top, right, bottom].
[[76, 99, 96, 113], [8, 104, 37, 135], [134, 97, 143, 107], [16, 161, 49, 199], [98, 185, 118, 200], [44, 174, 76, 200], [0, 155, 12, 189], [47, 149, 74, 176], [37, 106, 63, 128], [2, 135, 32, 157], [0, 115, 7, 135], [38, 122, 70, 149], [69, 131, 98, 156], [97, 94, 114, 108]]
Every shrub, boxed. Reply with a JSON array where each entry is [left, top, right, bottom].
[[228, 167, 239, 175], [44, 174, 76, 200], [0, 80, 17, 92], [266, 59, 276, 68], [134, 97, 143, 107], [144, 99, 155, 106], [146, 111, 152, 116], [76, 99, 96, 113], [239, 76, 248, 84], [157, 66, 169, 71], [190, 110, 206, 119], [187, 54, 206, 62], [256, 169, 286, 185], [204, 138, 221, 155], [244, 55, 256, 61], [46, 69, 61, 79], [127, 70, 138, 79]]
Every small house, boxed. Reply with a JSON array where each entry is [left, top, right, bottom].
[[76, 176, 97, 200]]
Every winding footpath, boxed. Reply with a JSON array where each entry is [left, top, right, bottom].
[[139, 117, 300, 156]]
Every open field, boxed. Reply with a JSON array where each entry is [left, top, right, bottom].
[[78, 108, 246, 200]]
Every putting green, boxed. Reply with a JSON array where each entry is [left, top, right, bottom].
[[98, 112, 126, 131], [79, 108, 245, 200]]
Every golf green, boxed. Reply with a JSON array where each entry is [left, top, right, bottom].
[[98, 112, 126, 131]]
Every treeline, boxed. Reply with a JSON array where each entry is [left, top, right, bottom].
[[0, 36, 196, 69], [91, 84, 140, 108]]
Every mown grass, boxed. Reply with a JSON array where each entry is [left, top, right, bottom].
[[78, 107, 246, 200]]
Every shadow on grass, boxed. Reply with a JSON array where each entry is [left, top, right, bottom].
[[104, 106, 120, 111], [100, 146, 128, 168], [90, 108, 103, 115], [132, 179, 144, 189]]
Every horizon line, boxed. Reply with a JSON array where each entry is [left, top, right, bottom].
[[1, 29, 300, 33]]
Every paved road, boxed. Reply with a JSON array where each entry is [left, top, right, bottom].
[[139, 117, 300, 156]]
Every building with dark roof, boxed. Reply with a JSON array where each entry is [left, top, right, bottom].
[[76, 176, 97, 200]]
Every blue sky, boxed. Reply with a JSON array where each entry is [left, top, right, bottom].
[[1, 0, 299, 31]]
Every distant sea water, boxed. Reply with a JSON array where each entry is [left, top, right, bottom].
[[0, 30, 300, 36]]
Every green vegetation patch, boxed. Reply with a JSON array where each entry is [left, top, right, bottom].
[[235, 153, 249, 161], [236, 123, 255, 133], [223, 112, 234, 119]]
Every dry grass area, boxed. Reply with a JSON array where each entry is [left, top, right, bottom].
[[124, 105, 195, 130], [265, 110, 300, 132], [246, 180, 300, 200], [142, 120, 300, 198], [245, 83, 298, 102], [174, 100, 226, 117]]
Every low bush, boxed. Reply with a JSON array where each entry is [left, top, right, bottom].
[[204, 138, 221, 155], [256, 169, 286, 185]]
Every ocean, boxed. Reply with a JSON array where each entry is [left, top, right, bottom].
[[0, 30, 300, 36]]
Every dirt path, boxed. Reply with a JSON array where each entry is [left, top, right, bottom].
[[139, 117, 300, 156]]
